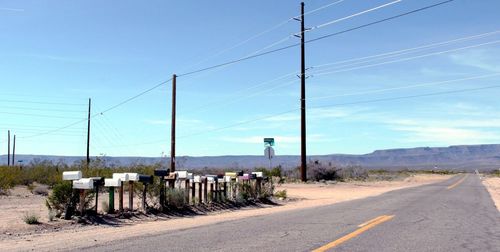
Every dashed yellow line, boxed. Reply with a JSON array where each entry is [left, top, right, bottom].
[[447, 174, 468, 190], [312, 215, 394, 252]]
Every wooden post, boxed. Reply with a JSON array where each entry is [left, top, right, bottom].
[[159, 177, 165, 211], [119, 182, 124, 212], [128, 181, 134, 211], [184, 180, 189, 204], [198, 182, 202, 204], [203, 178, 208, 203], [191, 181, 196, 204], [223, 182, 228, 200], [142, 184, 147, 212], [79, 189, 86, 215], [210, 183, 214, 202]]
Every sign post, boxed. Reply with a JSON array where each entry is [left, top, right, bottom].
[[264, 138, 275, 170]]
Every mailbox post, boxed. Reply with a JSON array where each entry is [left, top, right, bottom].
[[90, 177, 104, 213], [154, 169, 169, 211], [113, 173, 129, 213], [124, 173, 140, 211], [72, 178, 94, 215], [62, 171, 82, 219], [138, 175, 153, 212], [104, 177, 122, 214]]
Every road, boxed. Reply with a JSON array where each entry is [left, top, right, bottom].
[[83, 174, 500, 252]]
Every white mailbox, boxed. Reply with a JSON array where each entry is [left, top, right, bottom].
[[207, 176, 215, 183], [63, 171, 82, 181], [124, 173, 140, 182], [175, 171, 188, 179], [73, 178, 94, 190], [224, 176, 232, 182], [187, 173, 193, 180], [252, 172, 263, 178], [104, 178, 122, 187], [194, 175, 201, 183], [113, 173, 129, 182]]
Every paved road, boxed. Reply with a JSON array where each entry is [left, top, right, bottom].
[[84, 174, 500, 252]]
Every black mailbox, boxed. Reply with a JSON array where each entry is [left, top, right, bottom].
[[90, 177, 105, 187], [154, 169, 169, 177], [217, 174, 224, 179], [250, 174, 257, 179], [237, 171, 244, 176], [139, 175, 153, 184]]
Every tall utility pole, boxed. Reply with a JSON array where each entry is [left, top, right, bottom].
[[299, 2, 307, 182], [7, 130, 10, 167], [86, 98, 91, 170], [12, 135, 15, 166], [170, 74, 177, 173]]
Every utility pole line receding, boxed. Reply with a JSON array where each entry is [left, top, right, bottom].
[[86, 98, 91, 170], [171, 74, 177, 174], [7, 130, 10, 167], [299, 2, 307, 182], [12, 135, 16, 166]]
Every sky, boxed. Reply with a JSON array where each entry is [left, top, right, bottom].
[[0, 0, 499, 158]]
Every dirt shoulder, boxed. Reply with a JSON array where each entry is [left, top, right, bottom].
[[0, 174, 451, 251], [482, 176, 500, 211]]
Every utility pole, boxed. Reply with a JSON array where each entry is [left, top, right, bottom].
[[299, 2, 307, 182], [12, 135, 15, 166], [170, 74, 177, 173], [7, 130, 10, 167], [86, 98, 91, 170]]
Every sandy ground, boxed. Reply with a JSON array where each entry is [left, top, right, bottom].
[[0, 174, 451, 251], [482, 176, 500, 211]]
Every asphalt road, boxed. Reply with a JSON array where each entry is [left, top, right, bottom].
[[83, 174, 500, 252]]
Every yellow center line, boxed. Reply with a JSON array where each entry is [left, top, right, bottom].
[[357, 215, 387, 228], [312, 215, 395, 252], [447, 174, 468, 190]]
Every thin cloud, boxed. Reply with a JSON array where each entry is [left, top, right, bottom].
[[0, 7, 25, 12]]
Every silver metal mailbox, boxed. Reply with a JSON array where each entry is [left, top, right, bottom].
[[187, 173, 193, 180], [104, 178, 122, 187], [62, 171, 82, 181], [73, 178, 94, 190], [207, 176, 216, 183], [113, 173, 129, 182], [124, 173, 140, 182], [175, 171, 188, 179], [224, 176, 231, 182], [252, 172, 263, 178], [193, 175, 201, 183]]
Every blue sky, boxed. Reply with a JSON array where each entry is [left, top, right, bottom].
[[1, 0, 499, 157]]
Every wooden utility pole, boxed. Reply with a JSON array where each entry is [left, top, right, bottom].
[[299, 2, 307, 182], [7, 130, 10, 167], [170, 74, 177, 173], [86, 98, 91, 170], [12, 135, 15, 166]]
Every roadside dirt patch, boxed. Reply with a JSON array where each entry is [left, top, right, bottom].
[[482, 176, 500, 211]]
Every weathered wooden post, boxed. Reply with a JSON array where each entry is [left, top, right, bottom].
[[72, 178, 94, 215], [203, 177, 208, 203], [113, 173, 129, 213], [124, 173, 139, 211], [138, 175, 153, 212], [90, 177, 104, 213], [154, 169, 169, 211]]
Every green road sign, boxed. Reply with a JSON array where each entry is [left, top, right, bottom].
[[264, 138, 275, 146]]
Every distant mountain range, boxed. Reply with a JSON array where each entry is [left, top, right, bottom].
[[2, 144, 500, 171]]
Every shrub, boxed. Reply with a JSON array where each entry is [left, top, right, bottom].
[[33, 185, 49, 196], [46, 182, 73, 216], [165, 188, 187, 209], [48, 210, 56, 222], [23, 212, 40, 225], [274, 189, 287, 199]]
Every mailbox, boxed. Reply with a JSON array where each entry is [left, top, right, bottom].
[[113, 173, 129, 182], [224, 176, 231, 182], [237, 171, 244, 176], [250, 174, 257, 179], [225, 172, 237, 178], [176, 171, 188, 179], [105, 178, 122, 187], [63, 171, 82, 181], [217, 174, 224, 179], [207, 176, 216, 183], [252, 172, 263, 178], [125, 173, 140, 182], [154, 169, 169, 177], [138, 175, 153, 184], [73, 178, 94, 190], [187, 173, 193, 180], [90, 177, 105, 187], [193, 175, 201, 183]]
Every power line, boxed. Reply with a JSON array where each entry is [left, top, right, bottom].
[[0, 111, 84, 119], [177, 0, 455, 77], [309, 73, 500, 100], [0, 99, 85, 106]]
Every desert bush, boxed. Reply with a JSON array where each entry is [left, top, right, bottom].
[[337, 166, 369, 181], [307, 160, 341, 181], [274, 189, 287, 199], [48, 210, 56, 222], [46, 182, 73, 216], [165, 188, 187, 209], [23, 211, 40, 225]]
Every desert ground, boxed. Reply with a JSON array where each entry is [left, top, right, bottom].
[[483, 176, 500, 211], [0, 173, 466, 251]]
